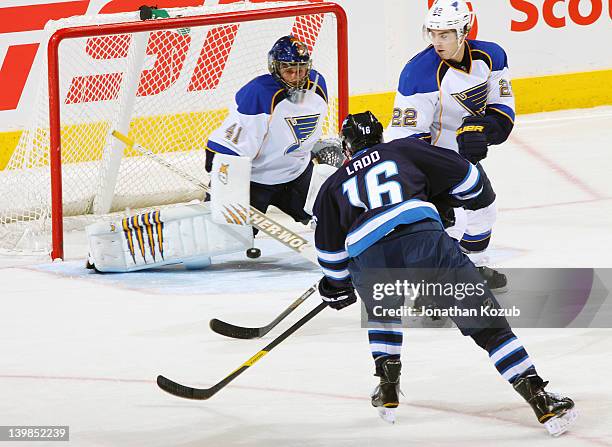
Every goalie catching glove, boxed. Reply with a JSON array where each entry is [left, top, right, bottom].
[[312, 138, 345, 168], [318, 276, 357, 310]]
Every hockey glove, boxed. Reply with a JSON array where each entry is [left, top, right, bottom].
[[431, 197, 456, 228], [312, 138, 345, 168], [456, 116, 489, 163], [318, 276, 357, 311]]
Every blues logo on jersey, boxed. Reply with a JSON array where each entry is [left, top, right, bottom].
[[451, 81, 488, 116], [285, 114, 320, 154]]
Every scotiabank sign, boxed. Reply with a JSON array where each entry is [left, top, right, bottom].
[[511, 0, 612, 30], [0, 0, 321, 113]]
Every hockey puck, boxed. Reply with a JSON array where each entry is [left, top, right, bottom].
[[246, 248, 261, 259]]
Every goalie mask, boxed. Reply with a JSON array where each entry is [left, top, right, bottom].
[[340, 111, 384, 158], [268, 35, 312, 93], [423, 0, 474, 48]]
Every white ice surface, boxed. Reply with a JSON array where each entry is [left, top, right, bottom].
[[1, 107, 612, 446]]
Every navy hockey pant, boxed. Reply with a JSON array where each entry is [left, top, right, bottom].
[[349, 220, 535, 382]]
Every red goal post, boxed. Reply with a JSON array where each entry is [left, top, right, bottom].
[[43, 2, 348, 260]]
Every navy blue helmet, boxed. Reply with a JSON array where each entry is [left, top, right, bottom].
[[340, 111, 384, 157], [268, 35, 312, 91]]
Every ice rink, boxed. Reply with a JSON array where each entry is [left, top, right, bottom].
[[1, 107, 612, 446]]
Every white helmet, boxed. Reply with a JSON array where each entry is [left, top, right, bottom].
[[424, 0, 474, 42]]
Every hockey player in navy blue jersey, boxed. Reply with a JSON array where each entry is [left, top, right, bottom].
[[313, 111, 576, 434], [385, 0, 514, 289], [206, 36, 331, 237]]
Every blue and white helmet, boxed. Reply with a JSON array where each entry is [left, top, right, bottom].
[[424, 0, 473, 42], [268, 35, 312, 91]]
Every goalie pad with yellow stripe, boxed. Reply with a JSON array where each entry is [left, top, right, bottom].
[[86, 154, 253, 272]]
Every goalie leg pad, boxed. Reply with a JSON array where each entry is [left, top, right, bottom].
[[86, 202, 253, 273]]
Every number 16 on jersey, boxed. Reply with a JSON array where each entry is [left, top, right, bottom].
[[342, 154, 404, 210]]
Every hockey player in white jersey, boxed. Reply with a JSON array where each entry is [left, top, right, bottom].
[[386, 0, 514, 290], [206, 36, 331, 239]]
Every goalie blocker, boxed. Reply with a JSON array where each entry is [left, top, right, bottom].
[[86, 153, 253, 272]]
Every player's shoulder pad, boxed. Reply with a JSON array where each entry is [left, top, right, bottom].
[[468, 39, 509, 72], [307, 69, 328, 102], [397, 46, 440, 96], [383, 136, 434, 159], [235, 74, 283, 115]]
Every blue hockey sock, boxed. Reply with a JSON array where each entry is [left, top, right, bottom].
[[487, 331, 536, 383], [368, 325, 403, 369]]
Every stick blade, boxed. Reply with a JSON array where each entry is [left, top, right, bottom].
[[209, 318, 263, 339], [157, 375, 215, 400]]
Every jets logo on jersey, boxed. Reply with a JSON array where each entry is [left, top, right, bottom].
[[451, 81, 488, 116], [285, 114, 320, 154]]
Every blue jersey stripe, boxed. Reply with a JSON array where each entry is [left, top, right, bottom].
[[345, 201, 442, 258], [207, 140, 239, 156], [489, 103, 515, 123]]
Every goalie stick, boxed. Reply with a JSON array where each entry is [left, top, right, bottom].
[[209, 283, 317, 339], [157, 298, 327, 400], [111, 130, 317, 263]]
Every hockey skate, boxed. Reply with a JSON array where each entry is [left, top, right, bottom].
[[371, 358, 402, 424], [513, 373, 577, 436], [478, 266, 508, 293]]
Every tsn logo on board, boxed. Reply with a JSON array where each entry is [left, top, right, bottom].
[[0, 0, 323, 112]]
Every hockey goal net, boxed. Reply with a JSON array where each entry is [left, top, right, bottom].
[[0, 0, 348, 259]]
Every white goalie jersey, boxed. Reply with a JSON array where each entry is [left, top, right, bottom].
[[385, 40, 515, 151], [207, 70, 328, 185]]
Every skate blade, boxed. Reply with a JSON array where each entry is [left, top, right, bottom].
[[377, 407, 396, 424], [544, 408, 578, 437]]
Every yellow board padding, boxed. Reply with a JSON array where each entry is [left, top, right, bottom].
[[512, 69, 612, 114], [0, 109, 230, 171], [0, 131, 22, 171], [1, 69, 611, 170], [349, 91, 396, 131]]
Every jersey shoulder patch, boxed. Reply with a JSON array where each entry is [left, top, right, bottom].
[[235, 74, 283, 115], [468, 40, 508, 72], [398, 46, 441, 96]]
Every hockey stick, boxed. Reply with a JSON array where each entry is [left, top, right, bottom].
[[111, 130, 317, 263], [209, 283, 317, 339], [157, 299, 327, 400]]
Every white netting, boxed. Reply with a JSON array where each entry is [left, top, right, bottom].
[[0, 1, 341, 255]]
